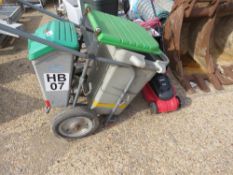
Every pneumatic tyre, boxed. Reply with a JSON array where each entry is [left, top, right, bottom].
[[52, 107, 100, 139]]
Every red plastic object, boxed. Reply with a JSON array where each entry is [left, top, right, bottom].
[[44, 100, 51, 113], [142, 84, 180, 113], [134, 18, 161, 29]]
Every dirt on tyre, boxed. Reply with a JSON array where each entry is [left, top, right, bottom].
[[52, 107, 100, 139]]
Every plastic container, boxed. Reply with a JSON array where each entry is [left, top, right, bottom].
[[83, 0, 118, 15], [28, 20, 78, 107], [87, 44, 156, 115], [84, 9, 167, 115], [63, 0, 83, 25]]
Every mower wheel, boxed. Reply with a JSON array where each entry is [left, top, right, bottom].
[[176, 96, 182, 108], [149, 102, 158, 114]]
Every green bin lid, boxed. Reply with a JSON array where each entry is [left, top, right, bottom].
[[87, 9, 161, 55], [28, 20, 78, 61]]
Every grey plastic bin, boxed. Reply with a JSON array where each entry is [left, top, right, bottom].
[[32, 52, 74, 107], [86, 44, 168, 115], [28, 20, 78, 107]]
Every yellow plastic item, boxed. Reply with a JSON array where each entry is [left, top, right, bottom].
[[92, 101, 127, 109]]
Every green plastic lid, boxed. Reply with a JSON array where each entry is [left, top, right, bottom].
[[87, 9, 161, 55], [28, 20, 78, 60]]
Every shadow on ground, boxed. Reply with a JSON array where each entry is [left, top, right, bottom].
[[0, 57, 33, 84], [20, 15, 43, 33], [0, 15, 43, 52], [100, 74, 192, 132], [0, 86, 43, 123]]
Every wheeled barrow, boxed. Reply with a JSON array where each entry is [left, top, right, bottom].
[[0, 2, 169, 139]]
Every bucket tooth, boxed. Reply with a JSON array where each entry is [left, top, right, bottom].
[[216, 66, 233, 85], [192, 75, 210, 92], [208, 73, 223, 90], [180, 76, 196, 94]]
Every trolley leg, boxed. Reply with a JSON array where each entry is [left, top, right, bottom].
[[105, 72, 135, 125], [72, 59, 90, 107]]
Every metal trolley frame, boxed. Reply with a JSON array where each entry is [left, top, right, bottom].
[[0, 0, 169, 139]]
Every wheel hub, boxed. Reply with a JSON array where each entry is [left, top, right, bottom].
[[58, 117, 93, 138]]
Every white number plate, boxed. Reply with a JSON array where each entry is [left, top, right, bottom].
[[43, 73, 70, 92]]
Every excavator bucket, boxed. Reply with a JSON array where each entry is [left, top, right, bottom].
[[164, 0, 233, 93]]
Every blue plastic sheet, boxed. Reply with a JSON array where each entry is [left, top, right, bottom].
[[128, 0, 174, 21]]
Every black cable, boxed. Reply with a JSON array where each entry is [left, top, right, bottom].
[[150, 0, 157, 18]]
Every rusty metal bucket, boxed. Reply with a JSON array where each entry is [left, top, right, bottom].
[[164, 0, 233, 92]]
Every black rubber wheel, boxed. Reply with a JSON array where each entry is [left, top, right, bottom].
[[149, 102, 158, 114], [52, 107, 100, 139], [176, 96, 182, 108]]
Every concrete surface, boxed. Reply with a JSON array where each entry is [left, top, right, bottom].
[[0, 5, 233, 175]]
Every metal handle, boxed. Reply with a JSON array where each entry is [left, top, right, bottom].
[[0, 22, 132, 68]]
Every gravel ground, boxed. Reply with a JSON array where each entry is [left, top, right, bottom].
[[0, 6, 233, 175]]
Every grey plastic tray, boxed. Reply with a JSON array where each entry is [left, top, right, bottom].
[[0, 4, 23, 23]]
